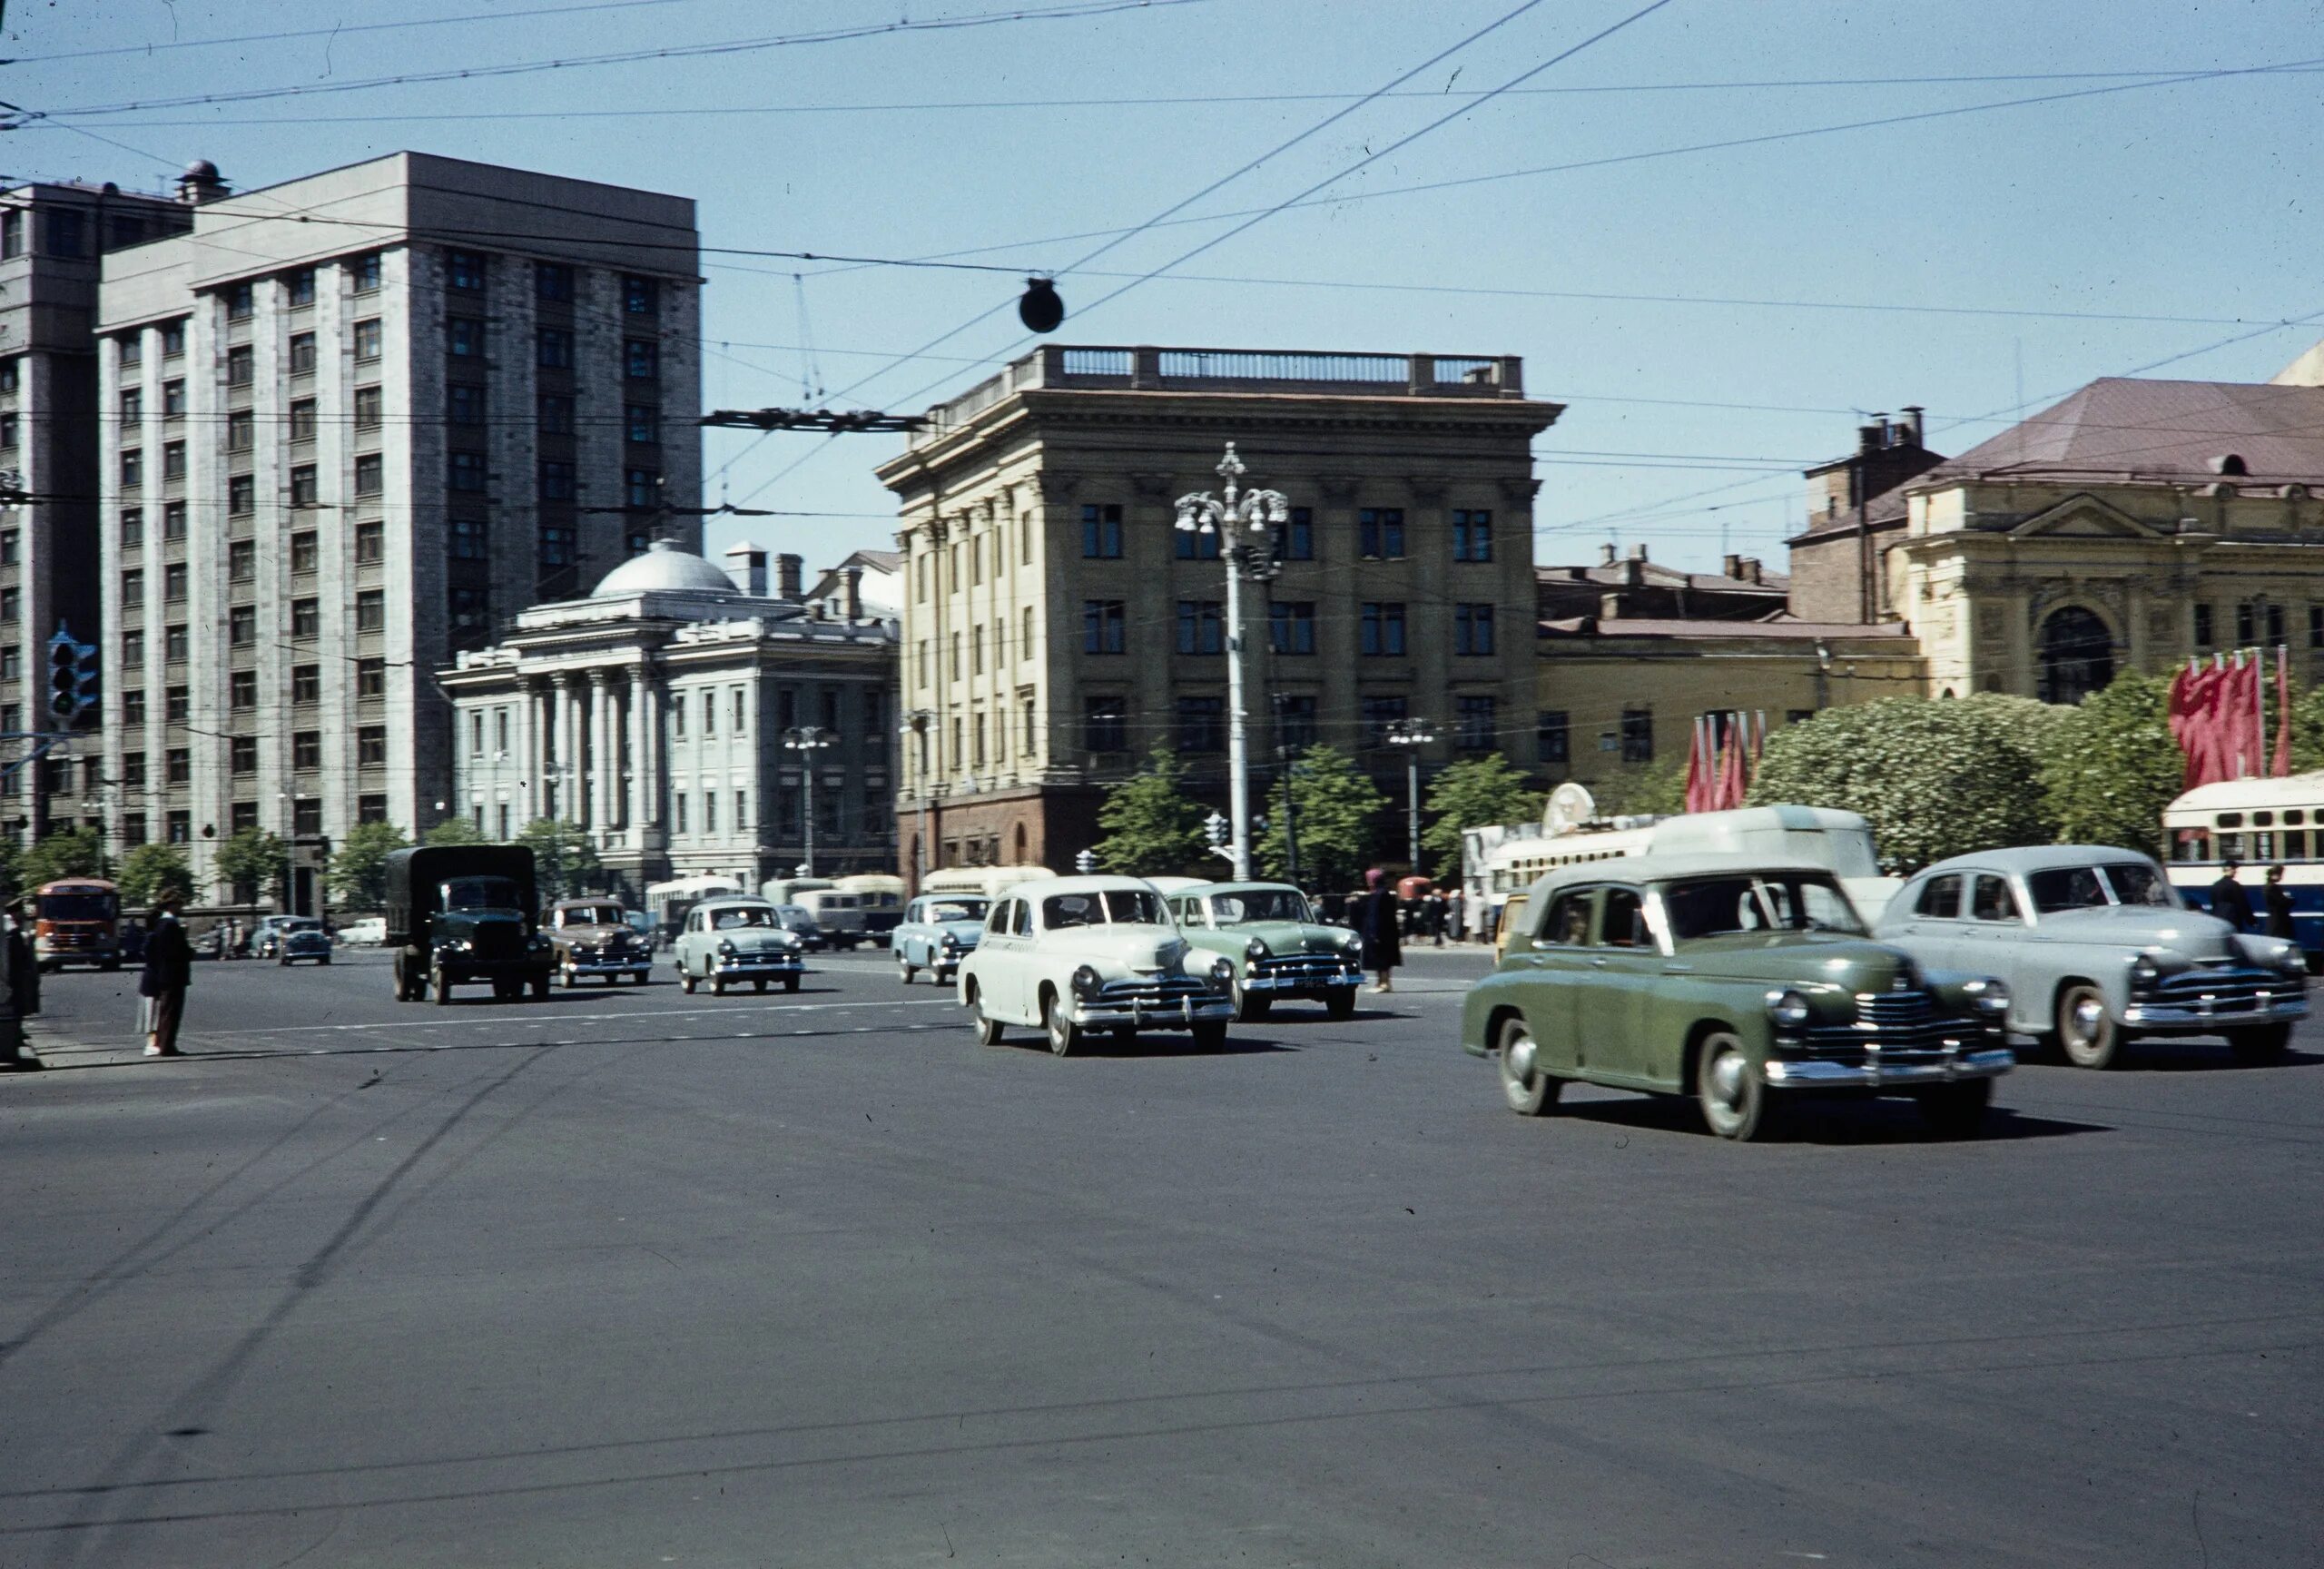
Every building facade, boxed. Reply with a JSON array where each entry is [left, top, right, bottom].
[[877, 345, 1561, 881], [440, 542, 899, 900], [94, 153, 700, 906]]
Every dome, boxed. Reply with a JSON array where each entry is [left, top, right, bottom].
[[183, 159, 220, 180], [590, 539, 740, 597]]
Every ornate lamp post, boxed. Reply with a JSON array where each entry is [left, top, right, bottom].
[[1174, 444, 1289, 881], [782, 725, 838, 875], [1383, 717, 1436, 872]]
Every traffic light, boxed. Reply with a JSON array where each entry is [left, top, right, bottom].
[[1019, 277, 1064, 334], [45, 625, 96, 729], [1203, 811, 1229, 848]]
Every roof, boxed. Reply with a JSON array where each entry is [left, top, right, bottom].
[[1534, 560, 1791, 594], [1526, 854, 1838, 902], [1913, 377, 2324, 488], [1786, 500, 1911, 548], [1912, 845, 2164, 875], [2165, 772, 2324, 814], [592, 540, 739, 597], [1539, 617, 1915, 642]]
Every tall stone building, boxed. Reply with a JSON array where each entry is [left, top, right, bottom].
[[0, 177, 191, 840], [94, 153, 699, 907], [877, 345, 1560, 879]]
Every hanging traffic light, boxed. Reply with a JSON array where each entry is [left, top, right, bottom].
[[45, 624, 96, 729], [1019, 277, 1064, 334]]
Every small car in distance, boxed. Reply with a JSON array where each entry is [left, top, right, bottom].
[[1875, 846, 2308, 1068], [770, 903, 822, 949], [275, 918, 333, 966], [673, 897, 806, 994], [545, 898, 653, 986], [249, 913, 312, 961], [1166, 882, 1362, 1021], [1464, 854, 2014, 1140], [957, 876, 1235, 1054], [892, 893, 990, 984], [337, 916, 388, 947]]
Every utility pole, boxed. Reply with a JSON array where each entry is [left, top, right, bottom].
[[1384, 718, 1436, 872], [1174, 445, 1288, 882], [783, 725, 837, 875]]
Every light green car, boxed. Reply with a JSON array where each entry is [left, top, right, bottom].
[[1462, 853, 2014, 1140], [1165, 882, 1364, 1021]]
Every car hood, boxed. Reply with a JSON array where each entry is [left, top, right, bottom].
[[1669, 932, 1924, 990], [2030, 905, 2239, 957], [1210, 920, 1353, 957], [556, 922, 633, 943], [714, 929, 800, 952], [1040, 926, 1193, 973], [929, 920, 984, 943]]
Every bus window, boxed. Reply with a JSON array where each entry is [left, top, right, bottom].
[[2287, 810, 2307, 826], [2172, 829, 2211, 863], [2216, 813, 2243, 827], [2254, 832, 2276, 861], [2254, 811, 2275, 827], [2286, 830, 2309, 862], [2218, 833, 2246, 863]]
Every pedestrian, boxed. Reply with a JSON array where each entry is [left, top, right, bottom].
[[5, 901, 38, 1019], [2263, 864, 2297, 942], [138, 898, 192, 1058], [1425, 890, 1448, 947], [2211, 860, 2255, 933], [1356, 868, 1403, 993], [1446, 888, 1465, 942]]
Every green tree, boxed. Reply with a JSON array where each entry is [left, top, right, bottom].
[[327, 820, 411, 911], [514, 818, 600, 899], [19, 827, 110, 888], [1256, 745, 1388, 893], [1420, 755, 1542, 881], [1091, 749, 1211, 876], [1589, 760, 1689, 820], [2287, 680, 2324, 775], [1746, 695, 2065, 871], [424, 816, 488, 847], [2038, 672, 2183, 857], [116, 843, 195, 907], [211, 827, 289, 904]]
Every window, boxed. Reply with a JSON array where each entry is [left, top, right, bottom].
[[625, 404, 659, 445], [1080, 503, 1123, 558], [449, 586, 489, 645], [223, 410, 253, 451], [1456, 695, 1497, 751], [702, 689, 717, 737], [538, 394, 573, 435], [226, 346, 253, 386], [285, 268, 316, 307], [355, 589, 385, 632], [2237, 601, 2257, 646], [1361, 695, 1408, 746], [622, 275, 659, 315], [1083, 696, 1128, 754], [1359, 508, 1405, 559], [1452, 508, 1493, 562], [625, 468, 659, 508], [289, 465, 319, 507], [122, 568, 145, 610], [353, 385, 383, 430], [1280, 506, 1315, 561], [1082, 599, 1126, 655], [0, 212, 17, 259], [2311, 606, 2324, 650], [1620, 708, 1654, 764], [448, 451, 487, 492], [0, 528, 14, 568], [448, 517, 487, 560], [162, 380, 185, 417], [162, 563, 187, 602], [164, 624, 188, 661], [1022, 606, 1035, 662], [354, 520, 384, 564], [1455, 602, 1495, 656], [624, 339, 658, 380], [228, 475, 254, 515], [448, 383, 486, 426], [1536, 709, 1570, 765], [1177, 695, 1225, 753], [229, 606, 257, 646], [229, 669, 258, 711], [2269, 602, 2286, 647], [357, 657, 385, 697], [350, 254, 383, 292], [163, 501, 187, 538], [288, 331, 317, 375], [123, 753, 147, 790], [448, 317, 486, 358], [1971, 873, 2020, 923], [1258, 600, 1312, 656], [2194, 603, 2215, 647], [1176, 599, 1225, 655], [447, 250, 487, 291], [970, 625, 985, 675], [1275, 693, 1317, 750], [121, 449, 143, 488], [223, 281, 251, 319], [537, 329, 573, 370], [1360, 601, 1406, 656], [161, 321, 187, 358], [123, 690, 147, 725], [292, 598, 320, 636], [290, 531, 319, 574], [734, 686, 749, 734], [0, 587, 15, 624], [536, 262, 575, 301], [118, 387, 143, 424], [166, 748, 191, 785], [539, 526, 576, 567], [230, 735, 259, 774], [292, 665, 320, 705], [358, 725, 388, 765], [1174, 525, 1220, 561], [120, 631, 143, 670], [538, 460, 574, 499], [674, 794, 689, 835], [353, 318, 381, 360], [288, 399, 317, 442]]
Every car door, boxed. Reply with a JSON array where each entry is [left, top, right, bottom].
[[1506, 886, 1594, 1075], [1958, 872, 2028, 992], [977, 898, 1024, 1021], [1574, 883, 1658, 1085], [901, 899, 928, 968], [1892, 872, 1969, 973]]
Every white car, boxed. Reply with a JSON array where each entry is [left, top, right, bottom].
[[956, 875, 1236, 1054], [336, 917, 388, 947]]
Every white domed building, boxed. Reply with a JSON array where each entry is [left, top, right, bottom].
[[439, 540, 899, 901]]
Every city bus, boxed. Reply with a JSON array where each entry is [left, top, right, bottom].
[[2162, 773, 2324, 956], [35, 877, 123, 972], [836, 873, 908, 943], [918, 865, 1055, 902]]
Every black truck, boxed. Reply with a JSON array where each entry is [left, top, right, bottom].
[[384, 845, 556, 1004]]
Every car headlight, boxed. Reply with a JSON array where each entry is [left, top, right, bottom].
[[2128, 953, 2161, 991], [717, 938, 736, 956], [1070, 964, 1102, 1001], [1342, 931, 1364, 952], [1246, 936, 1267, 960], [1766, 989, 1812, 1030], [1963, 976, 2010, 1015], [940, 933, 959, 951], [2271, 942, 2308, 977], [1208, 956, 1235, 987]]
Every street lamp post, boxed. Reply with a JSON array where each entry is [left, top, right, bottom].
[[1384, 718, 1436, 872], [1174, 444, 1289, 882], [783, 725, 838, 876], [901, 708, 935, 890]]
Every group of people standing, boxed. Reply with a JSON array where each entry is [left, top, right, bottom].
[[2209, 861, 2298, 938]]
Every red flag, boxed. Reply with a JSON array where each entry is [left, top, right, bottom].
[[1718, 714, 1749, 809], [2273, 647, 2295, 777], [1683, 715, 1713, 814], [2230, 655, 2263, 778], [2169, 661, 2227, 790]]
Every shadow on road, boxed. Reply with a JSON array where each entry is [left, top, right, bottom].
[[1553, 1092, 2108, 1147]]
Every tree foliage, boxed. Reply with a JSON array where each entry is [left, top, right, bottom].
[[20, 827, 110, 889], [1256, 745, 1388, 893], [211, 827, 288, 903], [1420, 755, 1542, 881], [116, 843, 195, 908], [1589, 760, 1689, 820], [1091, 749, 1211, 877], [1746, 695, 2065, 871], [2037, 672, 2182, 857], [514, 818, 600, 899], [424, 816, 489, 847], [328, 820, 411, 911]]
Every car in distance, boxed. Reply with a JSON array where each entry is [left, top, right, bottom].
[[545, 898, 653, 986], [247, 913, 313, 961], [892, 893, 990, 983], [1463, 854, 2014, 1140], [1875, 846, 2309, 1068], [385, 845, 556, 1004], [672, 896, 806, 994], [274, 917, 333, 966], [1165, 881, 1362, 1020], [337, 916, 388, 947], [957, 876, 1236, 1054]]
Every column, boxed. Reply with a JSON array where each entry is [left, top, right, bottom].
[[526, 678, 551, 826], [628, 666, 655, 839], [588, 672, 614, 837]]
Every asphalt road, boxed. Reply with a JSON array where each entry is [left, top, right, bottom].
[[1, 946, 2318, 1567]]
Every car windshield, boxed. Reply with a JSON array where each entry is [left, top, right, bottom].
[[928, 899, 989, 923], [1661, 873, 1866, 942], [561, 905, 625, 927], [281, 918, 321, 933], [2102, 862, 2175, 907], [440, 876, 524, 913], [2027, 866, 2110, 913], [1210, 890, 1313, 924], [39, 893, 115, 922], [712, 906, 777, 929], [1043, 888, 1167, 928]]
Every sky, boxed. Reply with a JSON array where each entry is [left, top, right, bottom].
[[7, 0, 2323, 577]]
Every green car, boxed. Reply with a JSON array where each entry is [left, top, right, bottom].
[[1166, 882, 1364, 1021], [1461, 854, 2015, 1140]]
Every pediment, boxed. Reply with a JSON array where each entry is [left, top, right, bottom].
[[2006, 493, 2166, 540]]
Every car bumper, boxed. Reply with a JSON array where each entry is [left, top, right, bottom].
[[1243, 967, 1361, 993], [2122, 994, 2307, 1030], [1070, 993, 1236, 1030], [566, 958, 652, 977], [711, 953, 804, 975], [1764, 1046, 2015, 1089]]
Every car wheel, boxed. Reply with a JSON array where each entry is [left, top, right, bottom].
[[493, 980, 517, 1002], [1232, 982, 1270, 1023], [1044, 989, 1079, 1057], [899, 956, 916, 983], [1696, 1031, 1779, 1140], [1190, 1021, 1227, 1052], [1497, 1014, 1561, 1116], [2230, 1021, 2293, 1064], [531, 977, 550, 1001], [754, 978, 768, 993], [1915, 1079, 1993, 1138], [712, 975, 727, 996], [432, 966, 453, 1006], [2055, 982, 2121, 1069], [1324, 988, 1356, 1021], [968, 983, 1005, 1046], [783, 975, 800, 993], [681, 970, 697, 994], [279, 955, 290, 966], [320, 955, 331, 966]]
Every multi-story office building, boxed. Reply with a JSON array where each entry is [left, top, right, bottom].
[[877, 345, 1561, 879], [0, 177, 190, 840], [95, 153, 700, 907], [440, 542, 899, 899]]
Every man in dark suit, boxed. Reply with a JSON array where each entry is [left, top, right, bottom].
[[1356, 868, 1403, 994], [139, 899, 192, 1058], [2211, 861, 2255, 933], [2263, 864, 2298, 942]]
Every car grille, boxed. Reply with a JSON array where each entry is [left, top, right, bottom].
[[1255, 952, 1351, 983], [2150, 966, 2286, 1011], [1096, 975, 1215, 1007], [1802, 989, 1981, 1060], [471, 921, 526, 961]]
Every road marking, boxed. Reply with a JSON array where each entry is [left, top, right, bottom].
[[181, 996, 960, 1041]]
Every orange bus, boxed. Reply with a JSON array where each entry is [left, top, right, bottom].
[[35, 877, 122, 972]]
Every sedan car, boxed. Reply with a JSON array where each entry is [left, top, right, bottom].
[[957, 876, 1235, 1054], [672, 897, 805, 994], [276, 919, 332, 966], [336, 917, 388, 948], [544, 898, 653, 986], [249, 914, 314, 961], [1165, 881, 1362, 1020], [892, 893, 990, 984], [1463, 854, 2013, 1140], [1876, 846, 2308, 1068]]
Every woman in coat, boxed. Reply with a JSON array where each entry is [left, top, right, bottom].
[[1356, 868, 1403, 993], [138, 899, 192, 1058]]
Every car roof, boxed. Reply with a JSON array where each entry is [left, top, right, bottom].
[[697, 896, 776, 910], [1524, 854, 1837, 905], [1006, 876, 1169, 899], [1178, 881, 1302, 898], [1909, 845, 2162, 878]]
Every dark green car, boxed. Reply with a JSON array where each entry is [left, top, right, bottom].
[[1461, 854, 2015, 1140], [1165, 882, 1364, 1021]]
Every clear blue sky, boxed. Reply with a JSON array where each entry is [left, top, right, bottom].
[[11, 0, 2321, 576]]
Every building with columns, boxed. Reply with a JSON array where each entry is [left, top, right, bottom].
[[877, 345, 1560, 881], [440, 541, 899, 900]]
